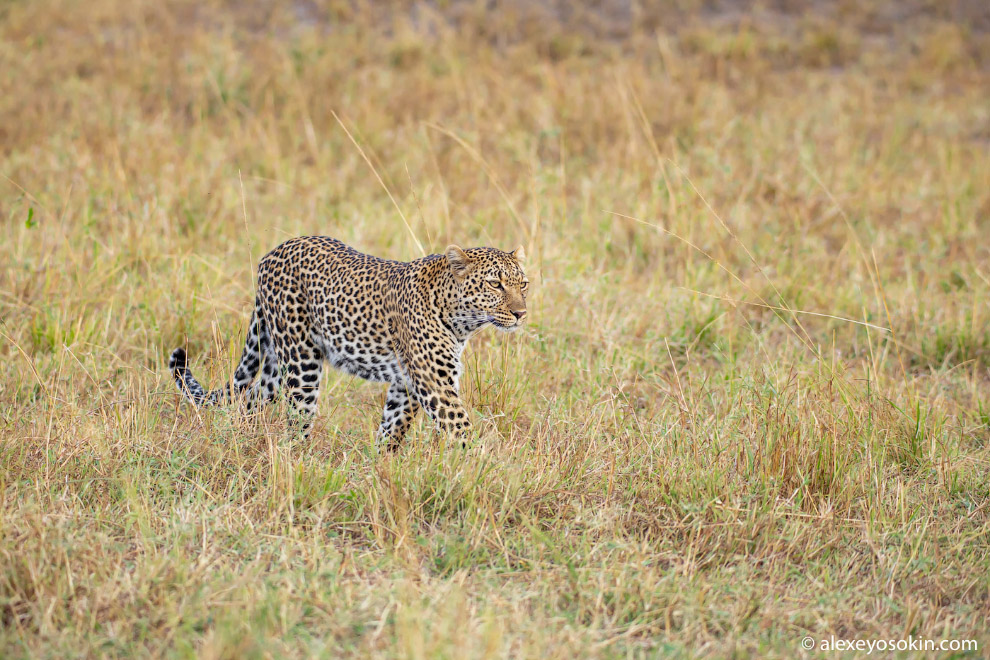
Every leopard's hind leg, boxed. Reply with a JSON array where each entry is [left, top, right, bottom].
[[268, 330, 323, 438], [245, 316, 280, 411]]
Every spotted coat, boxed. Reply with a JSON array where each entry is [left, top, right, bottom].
[[169, 237, 529, 449]]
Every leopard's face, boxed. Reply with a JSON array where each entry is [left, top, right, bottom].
[[446, 246, 529, 332]]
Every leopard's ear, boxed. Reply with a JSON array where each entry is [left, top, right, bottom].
[[510, 245, 526, 263], [445, 245, 473, 279]]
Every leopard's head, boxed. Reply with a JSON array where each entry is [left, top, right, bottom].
[[446, 244, 529, 333]]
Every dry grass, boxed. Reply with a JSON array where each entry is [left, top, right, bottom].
[[1, 0, 989, 657]]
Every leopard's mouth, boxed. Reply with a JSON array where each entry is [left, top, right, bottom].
[[492, 319, 523, 332]]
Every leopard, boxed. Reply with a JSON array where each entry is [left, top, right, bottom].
[[168, 236, 529, 450]]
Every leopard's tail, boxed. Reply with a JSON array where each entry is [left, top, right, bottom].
[[170, 306, 268, 407]]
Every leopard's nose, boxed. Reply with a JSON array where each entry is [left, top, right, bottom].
[[511, 309, 527, 321]]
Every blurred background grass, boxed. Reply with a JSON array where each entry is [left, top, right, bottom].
[[1, 1, 989, 657]]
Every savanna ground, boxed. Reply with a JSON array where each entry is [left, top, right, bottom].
[[1, 0, 989, 657]]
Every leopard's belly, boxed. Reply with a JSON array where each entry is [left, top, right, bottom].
[[311, 328, 404, 384]]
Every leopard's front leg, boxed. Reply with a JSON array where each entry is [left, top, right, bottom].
[[375, 382, 422, 452], [406, 361, 472, 448]]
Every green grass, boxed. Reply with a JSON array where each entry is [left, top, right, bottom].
[[1, 1, 989, 657]]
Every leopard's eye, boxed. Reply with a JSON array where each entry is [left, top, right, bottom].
[[520, 281, 529, 291], [487, 280, 502, 290]]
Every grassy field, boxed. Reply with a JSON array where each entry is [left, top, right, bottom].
[[1, 0, 989, 657]]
